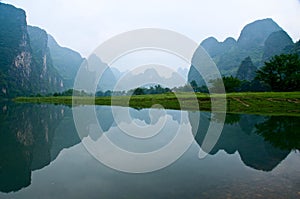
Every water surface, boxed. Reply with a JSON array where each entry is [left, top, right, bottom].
[[0, 102, 299, 198]]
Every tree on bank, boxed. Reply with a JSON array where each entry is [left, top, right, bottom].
[[256, 54, 300, 91], [210, 76, 241, 93]]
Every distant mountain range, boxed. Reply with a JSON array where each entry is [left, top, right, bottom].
[[1, 2, 299, 96]]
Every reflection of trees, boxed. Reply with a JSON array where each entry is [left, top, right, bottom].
[[211, 113, 241, 125], [255, 116, 300, 151], [224, 114, 241, 125]]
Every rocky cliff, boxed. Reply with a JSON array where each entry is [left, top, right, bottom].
[[0, 3, 78, 97], [236, 57, 257, 81], [47, 34, 84, 89], [0, 3, 33, 97], [27, 26, 64, 94]]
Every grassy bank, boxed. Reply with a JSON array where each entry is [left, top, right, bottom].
[[14, 92, 300, 116]]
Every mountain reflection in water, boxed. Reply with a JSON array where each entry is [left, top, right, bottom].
[[0, 102, 299, 194]]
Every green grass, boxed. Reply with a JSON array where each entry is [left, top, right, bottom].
[[14, 92, 300, 116]]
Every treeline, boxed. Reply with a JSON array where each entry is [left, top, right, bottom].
[[34, 85, 173, 97], [32, 89, 91, 97], [96, 85, 172, 96]]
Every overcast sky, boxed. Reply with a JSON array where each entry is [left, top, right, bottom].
[[3, 0, 300, 57]]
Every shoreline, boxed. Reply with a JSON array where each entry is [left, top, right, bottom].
[[14, 92, 300, 117]]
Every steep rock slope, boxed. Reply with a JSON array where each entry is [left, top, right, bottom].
[[0, 3, 33, 97], [262, 30, 293, 62], [0, 3, 64, 97], [47, 35, 84, 89]]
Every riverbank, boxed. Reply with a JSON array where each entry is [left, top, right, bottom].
[[15, 92, 300, 116]]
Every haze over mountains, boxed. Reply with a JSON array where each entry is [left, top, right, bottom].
[[0, 2, 299, 96], [188, 18, 300, 86]]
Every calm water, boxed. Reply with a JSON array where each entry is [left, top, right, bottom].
[[0, 102, 299, 199]]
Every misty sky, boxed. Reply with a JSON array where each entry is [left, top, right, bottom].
[[3, 0, 300, 58]]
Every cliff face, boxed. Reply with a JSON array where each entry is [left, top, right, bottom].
[[0, 3, 33, 97], [236, 57, 257, 81], [0, 3, 64, 97], [27, 26, 64, 93], [47, 34, 83, 89]]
